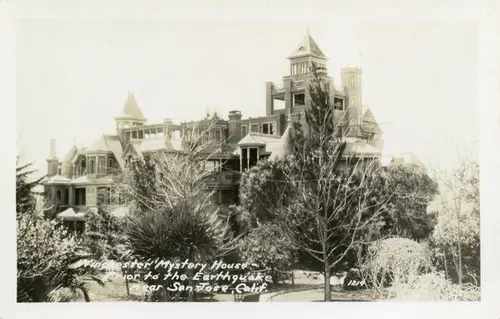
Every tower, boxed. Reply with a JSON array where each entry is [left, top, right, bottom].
[[228, 110, 242, 143], [288, 30, 328, 79], [114, 92, 147, 136], [266, 31, 331, 117], [341, 67, 363, 137]]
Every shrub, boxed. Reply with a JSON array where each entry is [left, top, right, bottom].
[[360, 237, 432, 292], [392, 271, 480, 301], [17, 214, 103, 302]]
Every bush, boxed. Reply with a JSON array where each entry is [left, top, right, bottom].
[[238, 222, 296, 286], [360, 237, 432, 291], [17, 214, 103, 302], [392, 271, 480, 301]]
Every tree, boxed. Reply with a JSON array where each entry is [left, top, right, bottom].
[[119, 117, 238, 301], [17, 213, 104, 302], [16, 156, 105, 302], [273, 68, 393, 301], [381, 164, 439, 240], [238, 222, 296, 285], [430, 156, 480, 285], [16, 157, 44, 217], [238, 158, 297, 226]]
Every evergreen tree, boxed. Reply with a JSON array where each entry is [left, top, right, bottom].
[[16, 157, 45, 217]]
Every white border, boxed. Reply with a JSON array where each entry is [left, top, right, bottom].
[[2, 0, 499, 318]]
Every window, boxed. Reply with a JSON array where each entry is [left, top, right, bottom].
[[215, 129, 221, 141], [350, 75, 356, 88], [262, 122, 275, 135], [249, 148, 258, 168], [350, 96, 356, 107], [293, 94, 305, 107], [334, 97, 345, 111], [250, 124, 259, 133], [262, 123, 269, 134], [74, 188, 86, 206], [88, 158, 95, 174], [107, 158, 114, 174], [241, 148, 248, 171], [98, 157, 106, 174]]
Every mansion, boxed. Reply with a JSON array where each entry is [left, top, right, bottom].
[[44, 32, 384, 218]]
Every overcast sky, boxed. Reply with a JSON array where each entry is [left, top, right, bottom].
[[16, 20, 479, 173]]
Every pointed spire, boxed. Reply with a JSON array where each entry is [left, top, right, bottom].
[[47, 139, 57, 160], [288, 30, 327, 60], [115, 91, 146, 121]]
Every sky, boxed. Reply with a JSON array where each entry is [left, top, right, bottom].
[[16, 19, 479, 174]]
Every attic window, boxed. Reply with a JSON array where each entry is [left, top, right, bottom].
[[298, 46, 305, 51]]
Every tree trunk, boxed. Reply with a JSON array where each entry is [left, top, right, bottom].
[[324, 259, 331, 301], [122, 268, 130, 296], [80, 287, 90, 302], [188, 268, 195, 302]]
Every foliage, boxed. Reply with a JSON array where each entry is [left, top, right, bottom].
[[381, 164, 439, 240], [238, 222, 296, 285], [83, 207, 127, 260], [119, 118, 239, 301], [238, 158, 296, 225], [359, 237, 432, 295], [430, 156, 480, 285], [16, 158, 44, 217], [17, 213, 104, 302], [430, 205, 480, 285], [391, 271, 480, 301]]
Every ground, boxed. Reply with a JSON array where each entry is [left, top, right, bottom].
[[82, 269, 381, 302]]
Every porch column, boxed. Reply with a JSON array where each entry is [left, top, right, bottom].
[[240, 148, 243, 172], [68, 185, 74, 206], [247, 148, 250, 169]]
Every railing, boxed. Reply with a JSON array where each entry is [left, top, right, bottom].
[[205, 171, 240, 186], [273, 83, 284, 91]]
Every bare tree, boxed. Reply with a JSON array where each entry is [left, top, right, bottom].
[[431, 152, 480, 286]]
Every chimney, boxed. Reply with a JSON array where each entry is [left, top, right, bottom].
[[228, 110, 242, 143], [164, 118, 173, 137], [46, 139, 59, 177]]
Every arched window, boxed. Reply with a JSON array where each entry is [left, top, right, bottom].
[[350, 96, 357, 107], [88, 158, 95, 174], [80, 159, 86, 175], [107, 158, 114, 174]]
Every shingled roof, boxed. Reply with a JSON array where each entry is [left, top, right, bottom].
[[85, 135, 124, 169]]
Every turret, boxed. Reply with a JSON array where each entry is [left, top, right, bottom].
[[46, 139, 58, 177], [341, 67, 363, 137]]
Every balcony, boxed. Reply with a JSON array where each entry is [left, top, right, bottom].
[[205, 171, 241, 188]]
